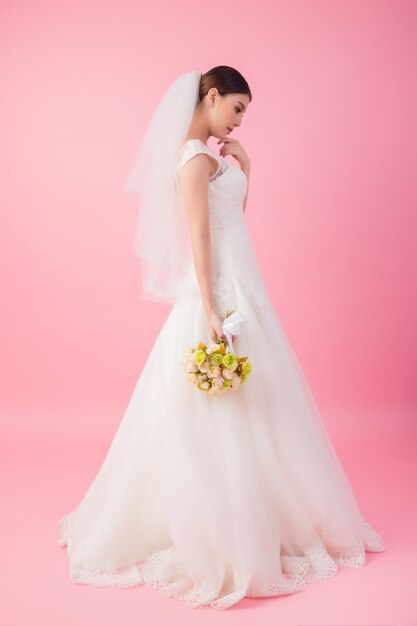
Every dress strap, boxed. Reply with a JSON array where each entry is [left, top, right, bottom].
[[176, 139, 215, 173], [176, 139, 224, 184]]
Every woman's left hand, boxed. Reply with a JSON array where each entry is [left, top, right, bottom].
[[217, 137, 250, 170]]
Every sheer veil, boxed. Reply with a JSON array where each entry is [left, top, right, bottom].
[[123, 70, 202, 303]]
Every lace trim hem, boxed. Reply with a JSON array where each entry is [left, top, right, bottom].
[[57, 513, 385, 610]]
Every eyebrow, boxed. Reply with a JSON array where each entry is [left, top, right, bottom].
[[237, 101, 247, 111]]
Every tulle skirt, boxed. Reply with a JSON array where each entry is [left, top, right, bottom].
[[57, 278, 385, 610]]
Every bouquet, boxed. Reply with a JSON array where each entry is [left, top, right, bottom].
[[182, 309, 252, 395]]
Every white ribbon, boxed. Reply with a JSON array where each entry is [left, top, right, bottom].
[[221, 311, 246, 353]]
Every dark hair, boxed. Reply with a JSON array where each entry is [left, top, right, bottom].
[[199, 65, 252, 103]]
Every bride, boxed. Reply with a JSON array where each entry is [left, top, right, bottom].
[[57, 66, 385, 610]]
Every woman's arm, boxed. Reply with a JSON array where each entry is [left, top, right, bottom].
[[241, 161, 250, 213], [178, 154, 227, 342], [178, 154, 216, 317]]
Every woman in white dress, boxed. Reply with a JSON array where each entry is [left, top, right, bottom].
[[57, 66, 385, 610]]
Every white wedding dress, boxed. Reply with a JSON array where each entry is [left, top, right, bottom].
[[57, 138, 385, 610]]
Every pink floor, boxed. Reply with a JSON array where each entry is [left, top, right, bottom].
[[2, 404, 415, 625]]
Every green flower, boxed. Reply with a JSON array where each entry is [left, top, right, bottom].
[[242, 360, 252, 375], [222, 353, 238, 371], [222, 378, 232, 387], [210, 353, 223, 366], [195, 349, 207, 365]]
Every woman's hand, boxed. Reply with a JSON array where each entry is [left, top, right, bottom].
[[205, 308, 236, 346], [217, 137, 250, 170], [206, 309, 226, 344]]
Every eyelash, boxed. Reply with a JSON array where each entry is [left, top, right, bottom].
[[236, 107, 244, 116]]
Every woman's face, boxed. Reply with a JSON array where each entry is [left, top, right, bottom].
[[207, 89, 250, 139]]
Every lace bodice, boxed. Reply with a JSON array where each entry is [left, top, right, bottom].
[[175, 139, 268, 314]]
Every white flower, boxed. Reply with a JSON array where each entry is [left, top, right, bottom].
[[198, 361, 210, 373], [231, 375, 241, 390]]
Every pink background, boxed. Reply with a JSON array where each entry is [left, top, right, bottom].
[[1, 0, 416, 624]]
